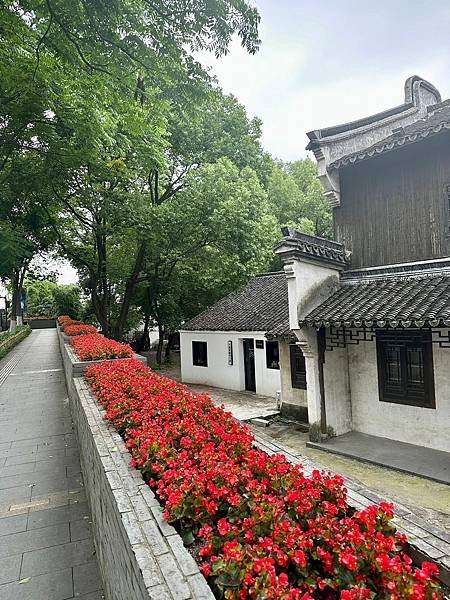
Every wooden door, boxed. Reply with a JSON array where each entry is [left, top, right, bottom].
[[243, 338, 256, 392]]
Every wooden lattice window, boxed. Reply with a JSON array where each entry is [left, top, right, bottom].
[[376, 330, 435, 408], [290, 344, 307, 389]]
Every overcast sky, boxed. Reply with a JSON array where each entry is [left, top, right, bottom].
[[197, 0, 450, 162], [57, 0, 450, 283]]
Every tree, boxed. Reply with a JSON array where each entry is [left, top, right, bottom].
[[25, 279, 82, 319], [267, 159, 332, 238], [0, 0, 262, 336], [138, 158, 278, 362]]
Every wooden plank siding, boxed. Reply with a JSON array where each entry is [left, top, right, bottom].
[[335, 133, 450, 268]]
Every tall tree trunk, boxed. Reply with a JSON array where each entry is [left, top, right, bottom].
[[91, 288, 109, 336], [138, 313, 151, 352], [112, 241, 146, 340], [9, 263, 27, 333], [9, 275, 19, 333], [156, 323, 164, 365], [164, 332, 176, 362]]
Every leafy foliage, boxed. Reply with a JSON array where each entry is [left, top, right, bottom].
[[25, 280, 82, 319]]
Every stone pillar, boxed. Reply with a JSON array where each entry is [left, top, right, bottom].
[[294, 328, 324, 442]]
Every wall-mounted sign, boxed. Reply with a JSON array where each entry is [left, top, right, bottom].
[[255, 340, 264, 349], [227, 340, 233, 365]]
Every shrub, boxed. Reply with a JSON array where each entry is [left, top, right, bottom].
[[64, 324, 98, 337], [85, 359, 441, 600], [0, 325, 31, 359], [71, 334, 133, 361]]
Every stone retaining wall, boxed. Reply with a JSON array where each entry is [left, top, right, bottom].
[[57, 324, 147, 378], [67, 376, 214, 600], [26, 318, 56, 329]]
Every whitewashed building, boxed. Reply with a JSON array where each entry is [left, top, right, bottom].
[[277, 76, 450, 453], [180, 272, 308, 419]]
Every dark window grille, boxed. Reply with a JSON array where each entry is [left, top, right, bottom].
[[376, 330, 435, 408], [290, 344, 307, 389], [265, 341, 280, 369], [192, 341, 208, 367]]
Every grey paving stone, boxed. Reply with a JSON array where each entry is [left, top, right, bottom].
[[0, 567, 73, 600], [0, 484, 32, 504], [21, 538, 96, 577], [0, 513, 27, 536], [73, 562, 102, 596], [0, 555, 21, 585], [71, 592, 105, 600], [0, 467, 69, 491], [0, 521, 70, 559], [27, 503, 90, 531], [0, 462, 39, 479], [70, 518, 92, 542]]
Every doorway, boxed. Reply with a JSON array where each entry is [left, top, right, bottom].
[[243, 338, 256, 392]]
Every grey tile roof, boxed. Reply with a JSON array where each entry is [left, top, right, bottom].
[[301, 274, 450, 328], [181, 272, 291, 337], [329, 100, 450, 170]]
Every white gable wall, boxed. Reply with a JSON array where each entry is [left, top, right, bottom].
[[179, 330, 281, 398]]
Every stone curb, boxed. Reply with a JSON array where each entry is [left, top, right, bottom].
[[253, 429, 450, 587]]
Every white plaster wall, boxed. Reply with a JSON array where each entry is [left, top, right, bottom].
[[179, 331, 281, 398], [348, 339, 450, 453], [323, 344, 352, 436]]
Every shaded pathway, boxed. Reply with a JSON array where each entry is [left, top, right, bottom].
[[0, 330, 103, 600]]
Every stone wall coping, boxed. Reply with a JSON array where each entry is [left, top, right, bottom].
[[71, 376, 214, 600], [253, 429, 450, 587]]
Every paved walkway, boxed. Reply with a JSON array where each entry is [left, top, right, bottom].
[[0, 330, 103, 600], [308, 431, 450, 485]]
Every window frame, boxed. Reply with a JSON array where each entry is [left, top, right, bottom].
[[376, 330, 435, 409], [265, 340, 280, 370], [192, 341, 208, 367], [290, 344, 307, 389]]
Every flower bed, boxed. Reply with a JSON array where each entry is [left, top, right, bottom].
[[71, 334, 133, 361], [58, 316, 80, 327], [85, 359, 441, 600], [64, 324, 98, 337]]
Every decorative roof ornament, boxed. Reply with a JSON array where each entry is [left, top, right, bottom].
[[275, 228, 351, 268], [305, 76, 444, 207]]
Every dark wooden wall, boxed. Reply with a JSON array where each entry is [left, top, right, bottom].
[[335, 133, 450, 269]]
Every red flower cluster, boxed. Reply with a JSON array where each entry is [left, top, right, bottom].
[[85, 359, 442, 600], [64, 324, 98, 337], [59, 316, 82, 330], [58, 315, 71, 325], [71, 334, 133, 361]]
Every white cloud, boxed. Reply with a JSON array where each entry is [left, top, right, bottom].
[[195, 0, 450, 162]]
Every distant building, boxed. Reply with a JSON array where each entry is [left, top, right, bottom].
[[180, 272, 307, 418]]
